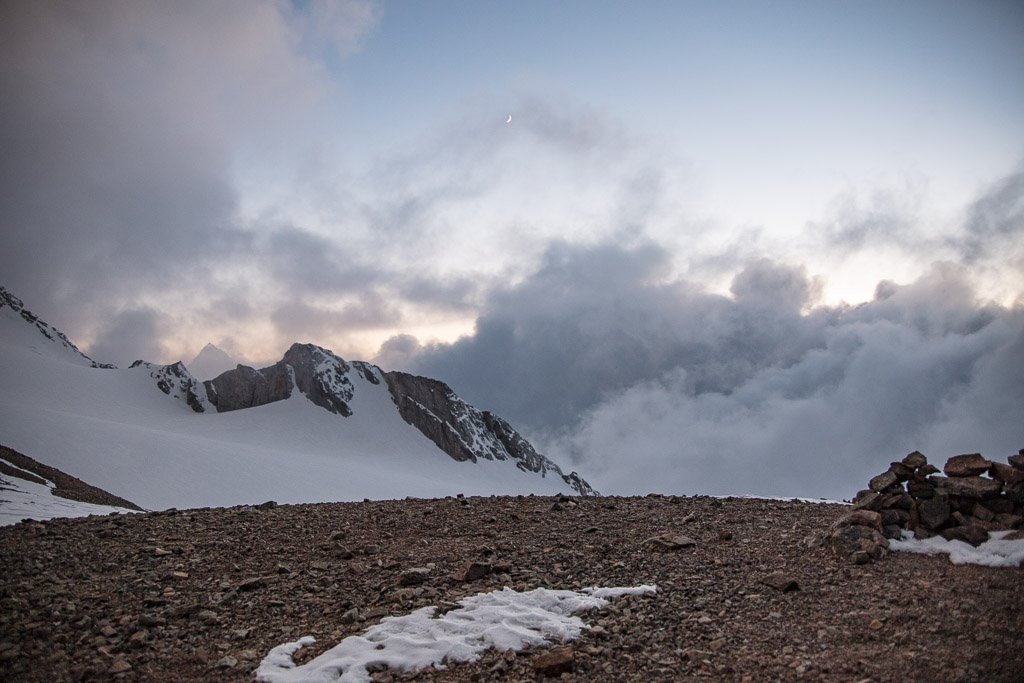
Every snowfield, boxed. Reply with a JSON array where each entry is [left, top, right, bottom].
[[0, 305, 578, 512], [0, 460, 139, 526]]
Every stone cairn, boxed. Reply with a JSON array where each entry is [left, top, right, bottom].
[[829, 449, 1024, 564]]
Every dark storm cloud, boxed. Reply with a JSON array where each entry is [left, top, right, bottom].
[[396, 274, 484, 312], [401, 239, 1023, 500], [270, 294, 402, 341], [0, 3, 253, 328], [405, 238, 813, 431], [87, 308, 168, 367], [0, 1, 379, 360], [374, 333, 422, 371], [265, 227, 383, 294]]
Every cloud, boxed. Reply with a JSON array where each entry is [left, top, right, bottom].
[[87, 308, 168, 367], [289, 0, 382, 59], [957, 167, 1024, 263], [400, 234, 1023, 499], [550, 271, 1022, 500], [265, 226, 383, 294], [270, 294, 402, 341], [0, 0, 377, 348], [374, 333, 422, 371]]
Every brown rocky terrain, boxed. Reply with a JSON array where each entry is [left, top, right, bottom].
[[1, 493, 1021, 682]]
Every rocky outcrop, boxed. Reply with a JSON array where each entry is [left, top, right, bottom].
[[0, 287, 113, 368], [831, 449, 1024, 562], [203, 364, 293, 413], [383, 371, 598, 496], [202, 344, 381, 417], [279, 344, 380, 417], [196, 345, 595, 494], [130, 361, 209, 413]]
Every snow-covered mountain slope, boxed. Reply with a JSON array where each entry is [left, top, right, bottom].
[[0, 288, 594, 512], [0, 287, 111, 368]]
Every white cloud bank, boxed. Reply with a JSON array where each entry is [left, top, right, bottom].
[[407, 247, 1023, 500]]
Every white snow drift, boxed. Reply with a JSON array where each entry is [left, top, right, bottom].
[[256, 585, 657, 683], [890, 529, 1024, 568]]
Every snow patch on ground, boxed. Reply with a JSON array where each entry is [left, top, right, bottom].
[[0, 464, 139, 526], [256, 585, 657, 683], [890, 530, 1024, 567]]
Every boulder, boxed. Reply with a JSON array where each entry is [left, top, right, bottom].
[[453, 561, 492, 582], [1008, 450, 1024, 470], [972, 505, 995, 522], [944, 453, 992, 477], [939, 475, 1002, 500], [833, 510, 882, 530], [533, 647, 574, 677], [941, 525, 989, 546], [880, 492, 913, 511], [918, 494, 951, 530], [881, 509, 910, 527], [888, 461, 915, 482], [990, 463, 1024, 486], [901, 451, 928, 469], [760, 572, 800, 592], [398, 567, 431, 586], [829, 525, 888, 562], [983, 498, 1015, 514], [993, 513, 1024, 529], [1004, 482, 1024, 504], [869, 471, 899, 492], [852, 490, 884, 511], [907, 479, 935, 500]]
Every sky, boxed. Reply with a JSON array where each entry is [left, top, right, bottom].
[[2, 0, 1023, 497]]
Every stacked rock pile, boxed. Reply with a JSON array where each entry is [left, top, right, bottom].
[[829, 449, 1024, 563]]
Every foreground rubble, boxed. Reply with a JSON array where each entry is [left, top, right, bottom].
[[2, 494, 1022, 682]]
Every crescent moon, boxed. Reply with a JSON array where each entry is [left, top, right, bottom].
[[505, 114, 512, 124]]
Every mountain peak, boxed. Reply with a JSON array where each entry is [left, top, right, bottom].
[[188, 342, 237, 380]]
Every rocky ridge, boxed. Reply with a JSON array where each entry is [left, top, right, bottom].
[[198, 344, 595, 496], [0, 287, 112, 368], [828, 449, 1024, 564], [128, 361, 209, 414]]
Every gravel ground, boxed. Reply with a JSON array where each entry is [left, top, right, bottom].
[[1, 494, 1021, 682]]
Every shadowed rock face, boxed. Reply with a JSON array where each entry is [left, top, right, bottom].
[[171, 340, 598, 495], [383, 372, 479, 462], [129, 360, 209, 413], [383, 371, 598, 496], [202, 344, 380, 417], [203, 363, 293, 413]]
